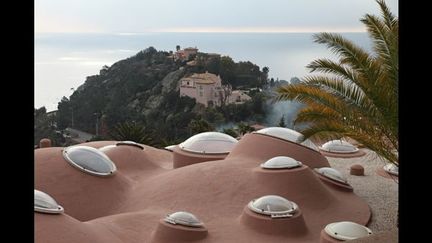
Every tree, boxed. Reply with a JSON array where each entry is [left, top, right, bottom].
[[56, 96, 72, 130], [109, 121, 155, 145], [203, 107, 225, 124], [188, 118, 214, 134], [34, 107, 64, 146], [236, 122, 255, 136], [176, 45, 181, 51], [220, 56, 236, 84], [100, 65, 110, 75], [270, 78, 275, 87], [278, 115, 286, 127], [262, 66, 270, 86], [276, 0, 398, 165], [218, 84, 232, 106], [205, 57, 221, 74], [290, 77, 301, 84], [222, 128, 238, 138]]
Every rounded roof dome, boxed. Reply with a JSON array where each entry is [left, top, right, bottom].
[[164, 211, 204, 227], [324, 221, 372, 241], [34, 189, 64, 214], [314, 167, 347, 184], [116, 141, 144, 149], [383, 163, 398, 176], [248, 195, 298, 218], [179, 132, 238, 154], [62, 145, 117, 176], [260, 156, 302, 169], [254, 127, 319, 151], [320, 140, 359, 153]]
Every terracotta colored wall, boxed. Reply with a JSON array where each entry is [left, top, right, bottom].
[[227, 133, 330, 169]]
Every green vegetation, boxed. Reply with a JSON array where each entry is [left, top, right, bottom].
[[236, 122, 256, 136], [109, 121, 155, 145], [222, 128, 239, 138], [192, 54, 268, 88], [276, 0, 398, 164], [54, 47, 268, 146], [278, 115, 286, 127], [34, 107, 64, 146], [188, 118, 214, 134]]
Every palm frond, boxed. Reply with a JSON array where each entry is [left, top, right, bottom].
[[109, 121, 155, 145], [375, 0, 397, 30], [276, 0, 398, 164]]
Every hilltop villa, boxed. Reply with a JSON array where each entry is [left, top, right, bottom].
[[180, 71, 251, 107], [174, 47, 198, 61]]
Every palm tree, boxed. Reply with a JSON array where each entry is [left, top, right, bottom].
[[276, 0, 398, 165], [109, 121, 155, 146]]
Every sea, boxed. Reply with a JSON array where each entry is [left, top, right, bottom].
[[35, 32, 372, 112]]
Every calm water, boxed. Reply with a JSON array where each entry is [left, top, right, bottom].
[[35, 32, 371, 111]]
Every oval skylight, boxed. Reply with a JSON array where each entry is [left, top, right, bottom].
[[34, 190, 64, 214], [62, 146, 117, 176], [254, 127, 319, 151], [324, 221, 372, 241], [116, 141, 144, 150], [314, 167, 348, 184], [164, 211, 204, 227], [248, 195, 298, 218], [383, 163, 398, 176], [260, 156, 302, 169], [179, 132, 238, 154], [320, 140, 359, 153]]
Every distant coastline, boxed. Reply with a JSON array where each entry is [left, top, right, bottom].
[[35, 32, 371, 111]]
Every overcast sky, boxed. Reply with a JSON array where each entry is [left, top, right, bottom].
[[36, 0, 398, 33]]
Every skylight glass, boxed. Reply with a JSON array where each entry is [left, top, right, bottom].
[[254, 127, 319, 151], [164, 211, 204, 227], [34, 189, 64, 214], [179, 132, 238, 154], [63, 146, 117, 176], [248, 195, 298, 218]]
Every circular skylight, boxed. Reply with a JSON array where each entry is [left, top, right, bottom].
[[62, 146, 117, 176], [260, 156, 302, 169], [34, 190, 64, 214], [324, 221, 372, 241], [254, 127, 319, 151], [248, 195, 298, 218], [320, 140, 359, 153], [164, 211, 204, 227], [314, 167, 348, 184], [383, 163, 398, 176], [179, 132, 238, 154], [116, 141, 144, 150]]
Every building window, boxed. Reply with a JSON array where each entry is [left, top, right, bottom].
[[187, 81, 190, 85], [199, 85, 203, 90], [215, 92, 218, 97], [200, 92, 203, 97]]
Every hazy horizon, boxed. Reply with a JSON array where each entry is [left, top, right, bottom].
[[35, 32, 372, 112], [35, 0, 396, 111], [36, 0, 398, 33]]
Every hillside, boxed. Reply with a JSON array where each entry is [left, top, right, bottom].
[[54, 47, 270, 145]]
